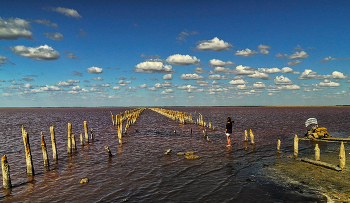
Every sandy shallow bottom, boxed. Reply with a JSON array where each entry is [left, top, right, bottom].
[[268, 150, 350, 203]]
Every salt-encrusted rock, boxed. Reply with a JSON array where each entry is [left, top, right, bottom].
[[185, 152, 194, 155], [80, 178, 89, 184], [164, 149, 172, 155], [184, 155, 200, 159], [177, 152, 185, 156]]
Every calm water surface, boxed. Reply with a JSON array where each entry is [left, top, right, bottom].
[[0, 107, 350, 202]]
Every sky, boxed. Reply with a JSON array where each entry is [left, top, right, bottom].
[[1, 0, 350, 107]]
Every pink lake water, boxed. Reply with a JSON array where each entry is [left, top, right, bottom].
[[1, 106, 350, 202]]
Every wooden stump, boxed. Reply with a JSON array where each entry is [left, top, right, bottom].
[[104, 146, 113, 156], [90, 128, 94, 140], [22, 126, 34, 176], [294, 134, 299, 157], [277, 139, 281, 152], [110, 111, 115, 126], [50, 126, 58, 162], [339, 141, 346, 169], [84, 121, 89, 143], [41, 132, 49, 167], [72, 134, 76, 150], [80, 133, 84, 146], [315, 144, 320, 161], [67, 123, 72, 154], [2, 155, 12, 189], [244, 130, 248, 142], [249, 129, 255, 145]]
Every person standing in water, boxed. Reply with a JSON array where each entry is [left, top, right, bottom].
[[225, 117, 233, 147]]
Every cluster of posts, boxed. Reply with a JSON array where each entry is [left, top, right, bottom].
[[1, 121, 93, 189], [196, 114, 215, 130], [110, 108, 145, 145], [289, 135, 346, 171], [149, 108, 195, 124], [244, 129, 255, 145]]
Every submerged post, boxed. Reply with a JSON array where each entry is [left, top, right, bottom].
[[22, 126, 34, 176], [315, 144, 320, 161], [90, 128, 94, 140], [277, 139, 281, 152], [339, 141, 346, 169], [80, 133, 84, 146], [72, 134, 76, 150], [50, 126, 58, 162], [67, 123, 72, 154], [249, 129, 255, 145], [2, 155, 12, 189], [84, 121, 89, 143], [244, 130, 248, 142], [104, 146, 113, 157], [294, 135, 299, 157], [41, 132, 49, 167]]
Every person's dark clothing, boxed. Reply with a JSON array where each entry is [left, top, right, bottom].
[[226, 122, 233, 133]]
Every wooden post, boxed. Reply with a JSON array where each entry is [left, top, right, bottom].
[[22, 126, 34, 176], [90, 128, 94, 140], [118, 119, 123, 144], [2, 155, 12, 189], [190, 128, 192, 134], [339, 141, 346, 169], [41, 132, 49, 167], [104, 146, 113, 156], [249, 129, 255, 145], [80, 133, 84, 146], [294, 134, 299, 157], [277, 139, 281, 152], [72, 134, 76, 150], [67, 123, 72, 154], [84, 121, 89, 143], [315, 144, 320, 161], [110, 111, 115, 126], [244, 130, 248, 142], [50, 126, 58, 162]]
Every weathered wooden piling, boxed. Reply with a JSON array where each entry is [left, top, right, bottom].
[[84, 121, 89, 143], [41, 132, 49, 167], [72, 134, 76, 150], [249, 129, 255, 145], [244, 130, 248, 142], [22, 126, 34, 176], [104, 146, 113, 157], [294, 134, 299, 157], [118, 119, 123, 144], [50, 126, 58, 162], [315, 144, 320, 161], [277, 139, 281, 152], [67, 123, 72, 154], [2, 155, 12, 189], [80, 133, 84, 146], [110, 111, 115, 126], [90, 128, 94, 140], [339, 141, 346, 169]]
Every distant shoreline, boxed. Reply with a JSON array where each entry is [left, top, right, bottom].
[[0, 105, 349, 108]]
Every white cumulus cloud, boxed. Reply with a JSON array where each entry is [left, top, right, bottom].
[[253, 82, 266, 89], [194, 37, 232, 51], [44, 32, 64, 40], [179, 73, 204, 80], [235, 48, 257, 57], [0, 17, 33, 40], [134, 61, 174, 73], [229, 79, 247, 85], [50, 7, 82, 18], [274, 75, 293, 85], [194, 67, 205, 73], [234, 65, 256, 75], [86, 66, 103, 74], [248, 71, 271, 80], [287, 51, 309, 59], [9, 45, 60, 60], [166, 54, 200, 65], [258, 44, 271, 55], [162, 74, 173, 80], [209, 59, 236, 67]]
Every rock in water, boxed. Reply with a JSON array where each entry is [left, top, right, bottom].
[[184, 155, 200, 159], [80, 178, 89, 184], [177, 152, 185, 156], [185, 151, 194, 155]]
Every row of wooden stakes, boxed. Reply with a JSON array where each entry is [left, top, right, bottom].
[[1, 121, 93, 189]]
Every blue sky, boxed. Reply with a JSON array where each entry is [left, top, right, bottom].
[[1, 0, 350, 107]]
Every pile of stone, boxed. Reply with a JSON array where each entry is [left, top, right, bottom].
[[305, 126, 331, 139], [164, 149, 200, 159]]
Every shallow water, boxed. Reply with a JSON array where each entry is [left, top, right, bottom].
[[0, 107, 349, 202]]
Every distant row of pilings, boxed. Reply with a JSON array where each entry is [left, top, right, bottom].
[[2, 121, 94, 189], [110, 108, 145, 144], [149, 108, 215, 131]]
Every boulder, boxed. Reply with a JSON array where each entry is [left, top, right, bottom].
[[80, 178, 89, 184], [177, 152, 185, 156], [184, 155, 200, 160]]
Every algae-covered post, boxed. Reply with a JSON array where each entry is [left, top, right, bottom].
[[41, 132, 49, 167], [67, 123, 72, 154], [50, 126, 58, 162], [244, 130, 248, 142], [80, 133, 84, 146], [294, 135, 299, 157], [249, 129, 255, 145], [104, 146, 113, 157], [277, 139, 281, 152], [91, 128, 94, 140], [315, 144, 320, 161], [22, 126, 34, 176], [339, 141, 346, 169], [84, 121, 89, 143], [110, 111, 115, 126], [118, 119, 123, 144], [72, 134, 76, 150], [2, 155, 12, 189]]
